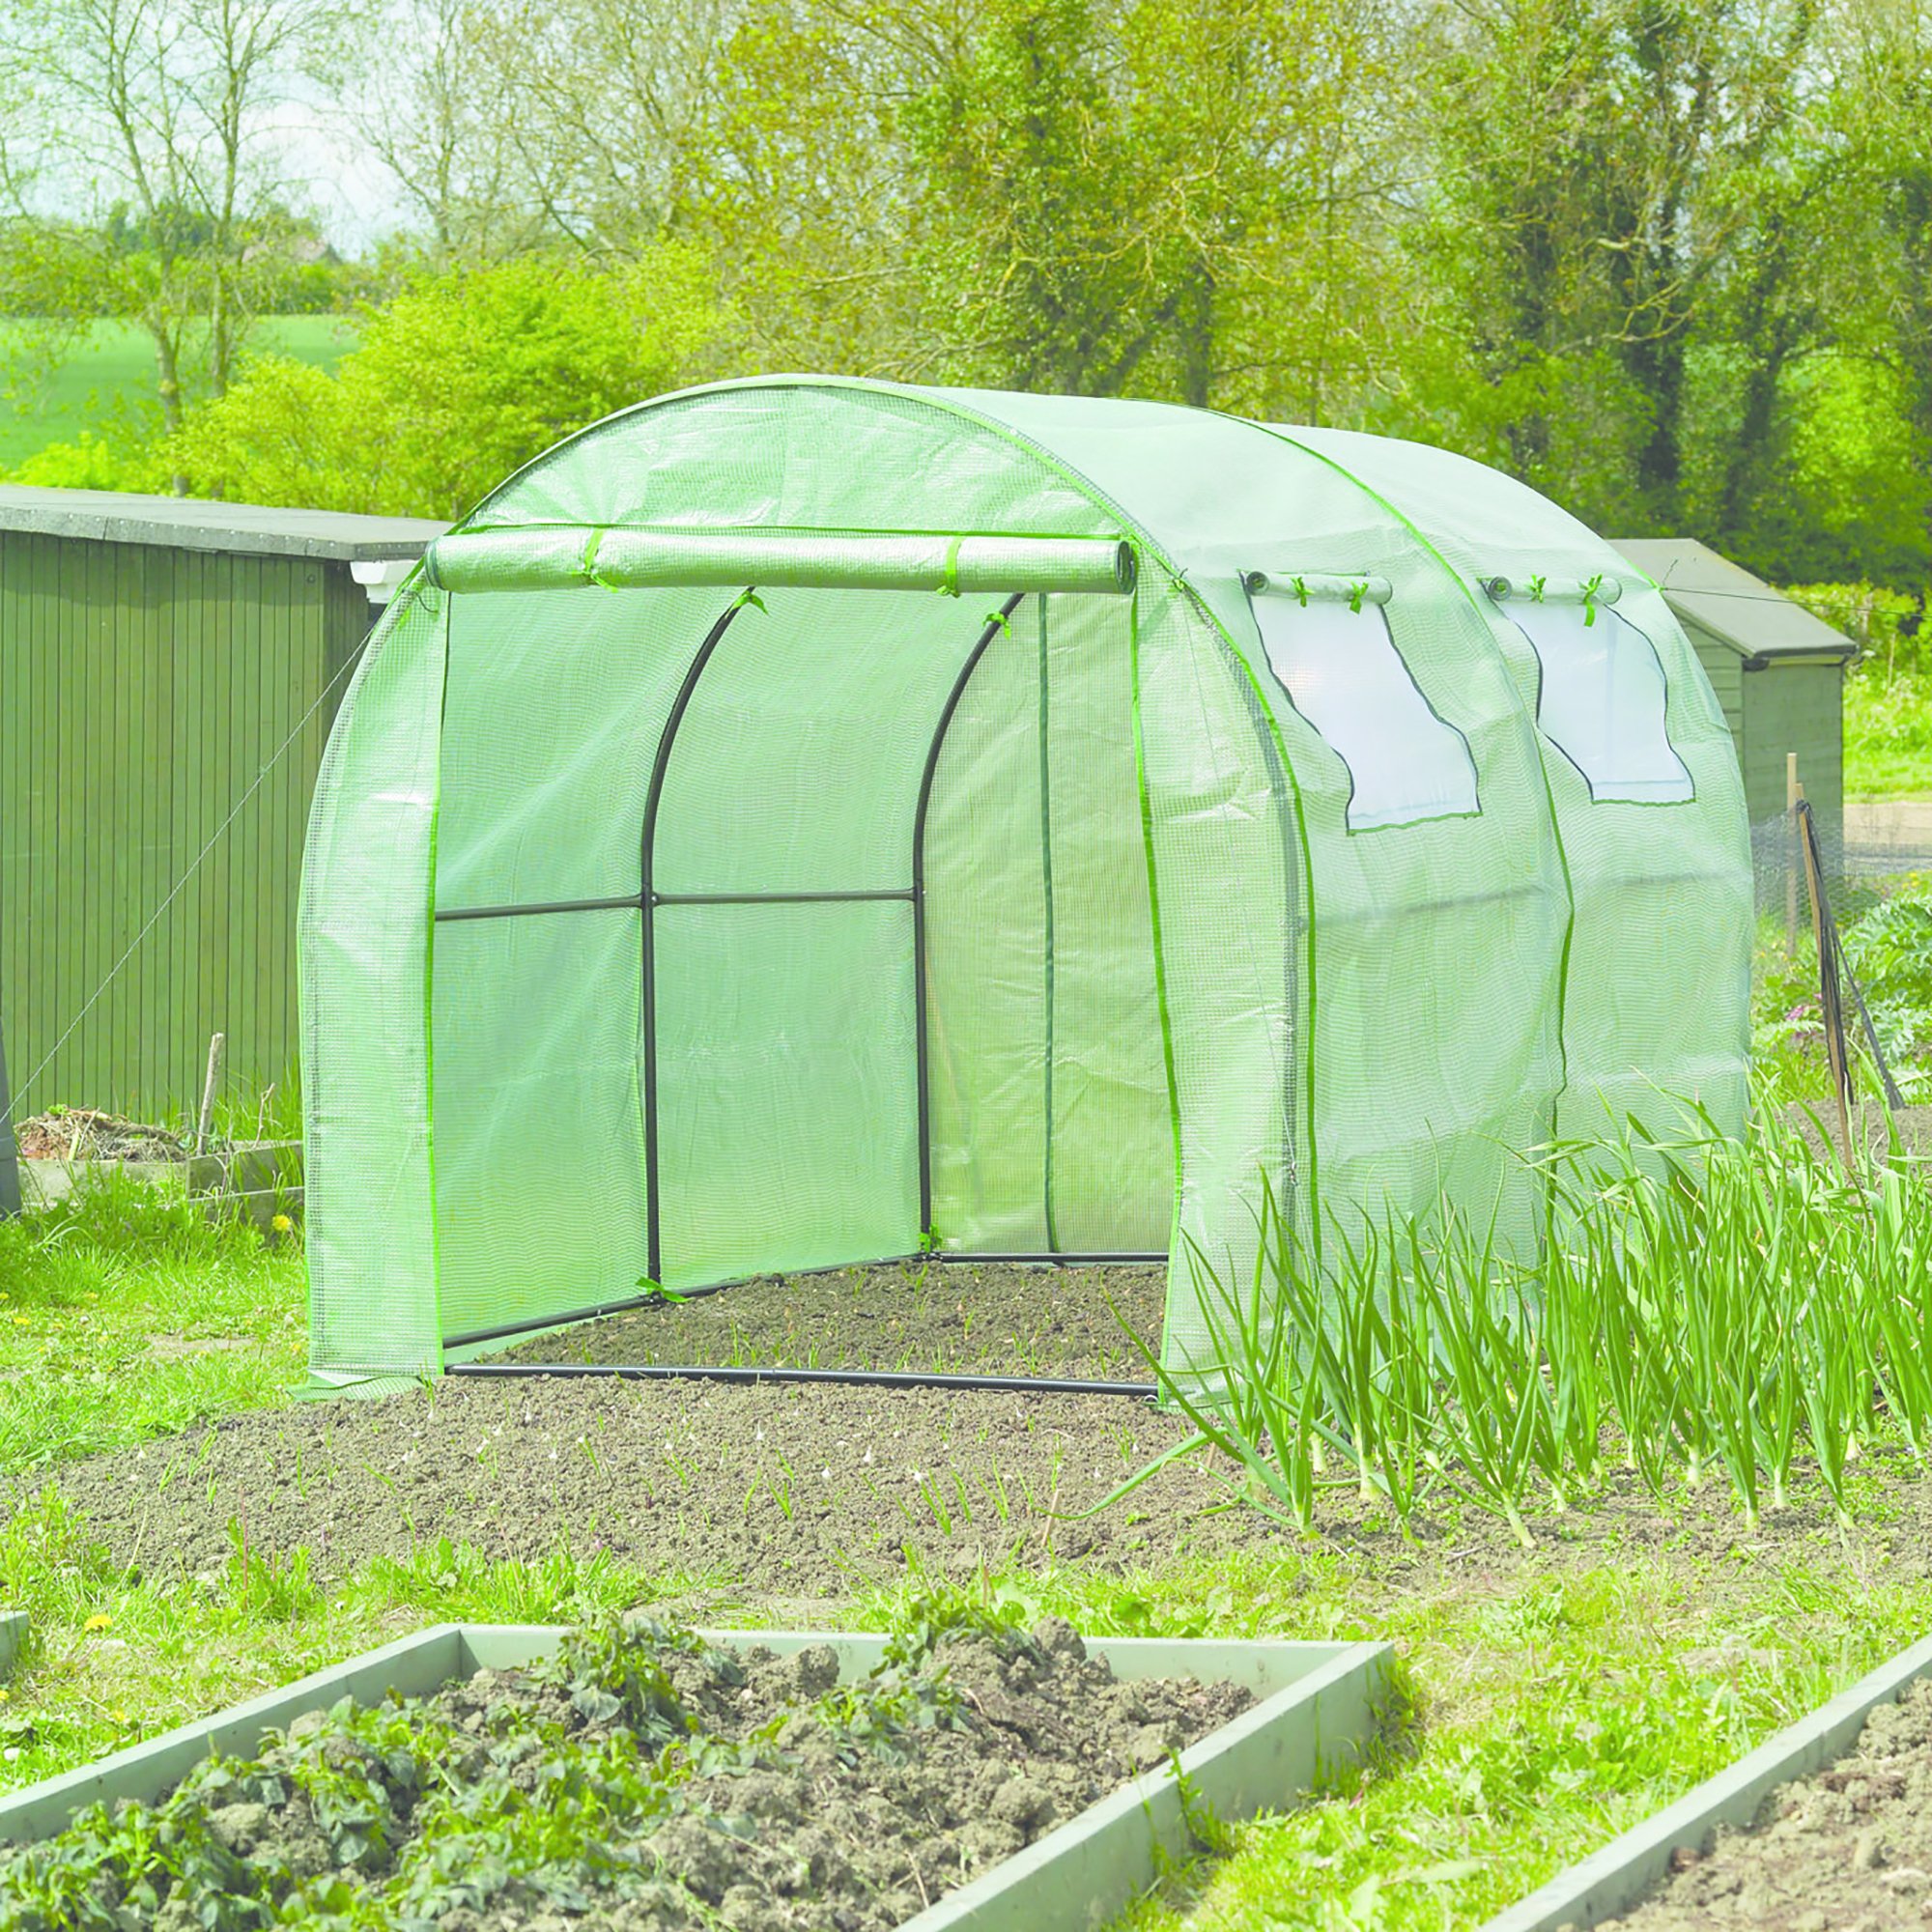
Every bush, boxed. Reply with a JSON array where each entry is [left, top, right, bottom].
[[1841, 895, 1932, 1079], [6, 430, 165, 493], [166, 246, 723, 521]]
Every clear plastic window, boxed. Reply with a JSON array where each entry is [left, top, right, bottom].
[[1248, 595, 1479, 831], [1502, 602, 1693, 804]]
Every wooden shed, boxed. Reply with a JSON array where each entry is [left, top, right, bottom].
[[1612, 537, 1859, 838], [0, 488, 444, 1120]]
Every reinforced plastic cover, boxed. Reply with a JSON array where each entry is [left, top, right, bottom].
[[298, 379, 1751, 1389]]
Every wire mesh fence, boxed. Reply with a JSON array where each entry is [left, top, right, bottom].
[[1751, 803, 1932, 920], [1752, 801, 1932, 1105]]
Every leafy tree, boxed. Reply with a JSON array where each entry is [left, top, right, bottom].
[[1831, 0, 1932, 573], [1391, 0, 1825, 535], [0, 0, 1925, 600]]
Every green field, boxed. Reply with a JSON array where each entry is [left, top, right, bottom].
[[0, 315, 353, 469]]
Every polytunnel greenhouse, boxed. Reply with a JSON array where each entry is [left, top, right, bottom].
[[298, 378, 1753, 1391]]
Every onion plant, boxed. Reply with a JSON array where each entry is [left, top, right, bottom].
[[1101, 1100, 1932, 1542]]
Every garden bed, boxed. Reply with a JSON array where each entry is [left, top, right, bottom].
[[478, 1259, 1167, 1381], [0, 1613, 1389, 1930], [1487, 1628, 1932, 1931]]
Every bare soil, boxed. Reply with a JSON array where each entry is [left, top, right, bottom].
[[23, 1367, 1932, 1614], [1781, 1098, 1932, 1167], [14, 1219, 1932, 1612], [42, 1377, 1237, 1591], [483, 1260, 1167, 1380], [1603, 1676, 1932, 1932], [0, 1613, 1250, 1930]]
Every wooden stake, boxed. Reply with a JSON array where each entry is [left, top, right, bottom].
[[1797, 804, 1855, 1173], [195, 1033, 226, 1156]]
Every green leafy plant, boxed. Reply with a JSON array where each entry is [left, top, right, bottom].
[[1840, 896, 1932, 1079]]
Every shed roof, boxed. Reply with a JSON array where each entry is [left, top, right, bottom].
[[1610, 536, 1857, 665], [0, 484, 446, 562]]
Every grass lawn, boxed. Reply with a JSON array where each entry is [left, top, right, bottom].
[[0, 316, 354, 469], [4, 1175, 1932, 1927], [0, 1178, 303, 1473], [1844, 664, 1932, 802]]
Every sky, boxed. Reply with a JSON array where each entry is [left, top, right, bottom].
[[258, 100, 409, 255]]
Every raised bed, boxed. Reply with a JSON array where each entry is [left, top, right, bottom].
[[1485, 1627, 1932, 1931], [0, 1611, 24, 1682], [16, 1138, 301, 1230], [0, 1618, 1392, 1929]]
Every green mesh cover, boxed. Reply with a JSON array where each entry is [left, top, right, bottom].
[[299, 377, 1750, 1389], [1288, 427, 1753, 1149]]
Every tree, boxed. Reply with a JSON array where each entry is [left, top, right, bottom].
[[354, 0, 552, 267], [691, 0, 1400, 402], [1832, 0, 1932, 570], [1392, 0, 1823, 532]]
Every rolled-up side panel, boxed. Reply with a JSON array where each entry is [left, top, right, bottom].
[[299, 587, 447, 1385], [423, 526, 1138, 599]]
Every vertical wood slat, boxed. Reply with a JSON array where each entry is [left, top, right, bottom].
[[0, 536, 16, 1122], [201, 546, 232, 1112], [268, 560, 306, 1098], [43, 533, 69, 1108], [148, 545, 174, 1111], [21, 538, 51, 1109], [168, 548, 195, 1116], [270, 557, 299, 1094], [44, 532, 70, 1109], [230, 554, 258, 1100], [233, 554, 262, 1101], [106, 540, 129, 1106], [193, 544, 217, 1114], [71, 536, 98, 1109], [216, 554, 242, 1099], [175, 547, 202, 1122], [0, 535, 17, 1131], [68, 538, 89, 1106], [129, 542, 156, 1109]]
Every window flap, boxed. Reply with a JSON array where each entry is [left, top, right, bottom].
[[1246, 592, 1479, 832], [1500, 598, 1693, 804]]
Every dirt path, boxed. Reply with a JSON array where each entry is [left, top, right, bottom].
[[1605, 1676, 1932, 1931], [480, 1260, 1167, 1380]]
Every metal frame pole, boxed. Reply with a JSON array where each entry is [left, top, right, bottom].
[[639, 592, 754, 1285], [910, 594, 1026, 1239]]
